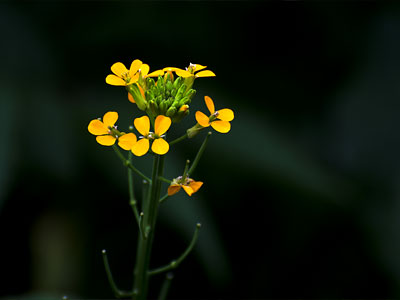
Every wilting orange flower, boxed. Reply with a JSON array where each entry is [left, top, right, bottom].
[[168, 176, 203, 196]]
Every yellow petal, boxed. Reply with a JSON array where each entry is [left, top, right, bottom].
[[195, 111, 210, 127], [111, 62, 128, 77], [129, 59, 142, 78], [134, 116, 150, 136], [139, 64, 150, 77], [211, 120, 231, 133], [103, 111, 118, 128], [154, 115, 171, 136], [96, 135, 116, 146], [193, 64, 207, 72], [151, 138, 169, 155], [147, 70, 164, 77], [175, 69, 193, 78], [195, 70, 216, 77], [217, 109, 234, 121], [182, 185, 195, 196], [163, 67, 180, 72], [118, 133, 137, 150], [204, 96, 215, 114], [126, 72, 139, 85], [88, 119, 108, 135], [106, 74, 126, 86], [131, 138, 149, 156], [168, 184, 181, 196], [189, 181, 203, 193], [128, 92, 135, 103]]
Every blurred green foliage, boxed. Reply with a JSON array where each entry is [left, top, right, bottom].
[[1, 1, 400, 299]]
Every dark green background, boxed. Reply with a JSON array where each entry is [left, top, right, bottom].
[[1, 1, 400, 299]]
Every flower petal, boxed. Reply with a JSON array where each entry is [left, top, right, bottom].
[[204, 96, 215, 114], [147, 70, 164, 77], [96, 135, 116, 146], [134, 116, 150, 136], [193, 64, 207, 72], [103, 111, 118, 128], [195, 70, 216, 77], [111, 62, 128, 77], [131, 138, 149, 156], [139, 64, 149, 77], [129, 59, 142, 78], [217, 108, 234, 121], [126, 73, 139, 85], [106, 74, 126, 86], [163, 67, 180, 72], [151, 138, 169, 155], [168, 184, 181, 196], [154, 115, 171, 136], [189, 180, 203, 194], [175, 69, 193, 78], [88, 119, 108, 135], [211, 120, 231, 133], [182, 185, 195, 196], [118, 133, 137, 150], [195, 111, 210, 127], [128, 92, 135, 103]]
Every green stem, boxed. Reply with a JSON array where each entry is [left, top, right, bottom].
[[157, 273, 174, 300], [102, 250, 132, 298], [112, 145, 151, 182], [169, 133, 188, 146], [159, 193, 169, 204], [148, 223, 201, 276], [188, 131, 212, 176], [158, 176, 172, 184], [128, 152, 141, 228], [132, 155, 165, 300]]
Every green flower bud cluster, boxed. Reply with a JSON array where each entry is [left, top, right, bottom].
[[144, 75, 196, 123]]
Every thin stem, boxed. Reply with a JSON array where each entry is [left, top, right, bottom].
[[159, 193, 169, 204], [128, 152, 141, 228], [139, 212, 147, 240], [112, 145, 151, 182], [187, 131, 212, 176], [142, 179, 149, 209], [158, 176, 172, 184], [182, 159, 190, 177], [169, 133, 188, 146], [148, 223, 202, 276], [102, 249, 132, 298], [157, 273, 174, 300], [133, 155, 165, 300]]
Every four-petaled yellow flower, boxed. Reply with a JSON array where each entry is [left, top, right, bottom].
[[168, 176, 203, 197], [128, 115, 172, 156], [106, 59, 142, 86], [163, 63, 215, 78], [88, 111, 124, 146], [195, 96, 234, 133]]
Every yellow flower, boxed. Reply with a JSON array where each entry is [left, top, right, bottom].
[[105, 59, 142, 86], [195, 96, 234, 133], [163, 63, 215, 78], [139, 64, 164, 79], [88, 111, 135, 147], [131, 115, 171, 156], [167, 177, 203, 197], [118, 133, 137, 151]]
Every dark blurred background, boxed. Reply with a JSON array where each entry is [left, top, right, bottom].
[[1, 1, 400, 299]]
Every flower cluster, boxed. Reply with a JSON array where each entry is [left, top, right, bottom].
[[88, 59, 234, 196]]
